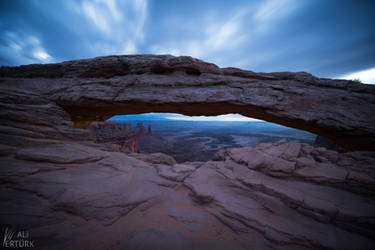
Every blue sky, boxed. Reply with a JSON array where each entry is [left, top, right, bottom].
[[0, 0, 375, 83]]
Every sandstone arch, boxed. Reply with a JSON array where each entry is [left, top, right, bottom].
[[1, 55, 375, 249], [1, 55, 375, 150]]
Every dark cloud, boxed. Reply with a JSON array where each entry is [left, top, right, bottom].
[[0, 0, 374, 82]]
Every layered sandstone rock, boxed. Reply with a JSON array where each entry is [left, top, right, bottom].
[[0, 55, 375, 249], [185, 140, 375, 249], [1, 139, 374, 249], [1, 55, 375, 150], [88, 121, 139, 153]]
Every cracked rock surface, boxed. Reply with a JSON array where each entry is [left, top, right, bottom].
[[0, 55, 375, 249], [1, 140, 374, 249]]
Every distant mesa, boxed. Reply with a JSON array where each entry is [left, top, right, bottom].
[[89, 121, 140, 153]]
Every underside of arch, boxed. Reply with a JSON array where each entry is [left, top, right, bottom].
[[1, 55, 375, 150]]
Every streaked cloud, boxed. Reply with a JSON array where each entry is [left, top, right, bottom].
[[166, 114, 261, 122], [81, 1, 112, 34], [150, 8, 249, 65], [339, 67, 375, 85], [132, 0, 147, 41], [0, 32, 53, 64], [32, 49, 51, 61], [78, 0, 147, 54], [254, 0, 296, 23], [0, 0, 374, 80], [0, 0, 148, 65], [109, 113, 261, 122]]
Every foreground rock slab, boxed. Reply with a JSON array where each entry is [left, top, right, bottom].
[[186, 140, 375, 249], [0, 140, 374, 249]]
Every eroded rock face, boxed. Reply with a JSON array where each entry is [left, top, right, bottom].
[[1, 55, 375, 150], [1, 55, 375, 249], [185, 140, 375, 249], [1, 139, 374, 249], [88, 121, 140, 153]]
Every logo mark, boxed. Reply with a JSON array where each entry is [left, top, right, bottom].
[[2, 227, 35, 248]]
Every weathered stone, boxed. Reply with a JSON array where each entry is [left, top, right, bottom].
[[133, 152, 177, 165], [184, 160, 375, 249], [15, 143, 108, 164], [88, 121, 140, 153], [295, 163, 348, 183], [1, 55, 375, 150], [1, 55, 375, 249], [296, 156, 316, 168], [155, 163, 200, 182]]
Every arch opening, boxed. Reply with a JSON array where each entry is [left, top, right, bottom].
[[61, 98, 371, 151], [87, 112, 325, 163]]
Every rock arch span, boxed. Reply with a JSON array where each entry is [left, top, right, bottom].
[[1, 55, 375, 150], [1, 55, 375, 249]]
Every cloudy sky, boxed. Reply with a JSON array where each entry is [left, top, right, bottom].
[[109, 113, 261, 122], [0, 0, 374, 83]]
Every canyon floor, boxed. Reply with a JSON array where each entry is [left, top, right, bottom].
[[125, 120, 316, 162]]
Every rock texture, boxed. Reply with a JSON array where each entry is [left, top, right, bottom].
[[0, 55, 375, 249], [1, 139, 375, 249], [186, 140, 375, 249], [1, 55, 375, 150], [314, 135, 345, 152], [89, 121, 140, 153]]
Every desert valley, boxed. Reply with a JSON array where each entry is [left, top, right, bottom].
[[93, 114, 318, 162]]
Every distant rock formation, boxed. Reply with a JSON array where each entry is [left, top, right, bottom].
[[89, 121, 139, 153], [136, 122, 145, 135], [119, 136, 139, 153], [89, 121, 156, 154]]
